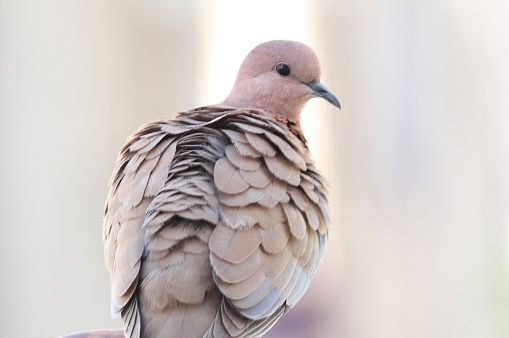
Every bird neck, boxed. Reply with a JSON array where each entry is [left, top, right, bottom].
[[274, 116, 308, 147], [222, 79, 305, 124]]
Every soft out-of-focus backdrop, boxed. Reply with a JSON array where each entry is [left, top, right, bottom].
[[1, 1, 508, 337]]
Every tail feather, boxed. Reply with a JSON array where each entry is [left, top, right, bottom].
[[121, 297, 141, 338], [204, 299, 286, 338]]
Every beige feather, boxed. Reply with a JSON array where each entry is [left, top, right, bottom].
[[264, 132, 307, 170], [263, 246, 293, 279], [211, 248, 262, 284], [260, 222, 291, 254], [233, 278, 275, 310], [288, 185, 310, 210], [225, 145, 261, 171], [282, 203, 307, 240], [218, 268, 267, 300], [230, 138, 263, 158], [244, 132, 277, 156], [214, 157, 250, 194], [208, 223, 261, 264], [272, 256, 299, 293], [264, 154, 300, 186], [238, 165, 272, 188]]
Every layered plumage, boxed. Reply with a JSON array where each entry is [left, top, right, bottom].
[[103, 40, 339, 338]]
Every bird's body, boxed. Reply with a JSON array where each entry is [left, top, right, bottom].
[[103, 40, 339, 338]]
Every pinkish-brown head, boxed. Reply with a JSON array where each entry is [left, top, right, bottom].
[[223, 40, 340, 122]]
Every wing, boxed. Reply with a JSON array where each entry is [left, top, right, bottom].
[[207, 112, 330, 337], [103, 119, 192, 337]]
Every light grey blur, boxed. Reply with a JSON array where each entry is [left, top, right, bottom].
[[0, 1, 508, 338]]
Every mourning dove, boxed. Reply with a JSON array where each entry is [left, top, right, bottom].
[[103, 40, 340, 338]]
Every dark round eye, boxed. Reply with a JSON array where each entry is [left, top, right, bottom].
[[275, 63, 291, 76]]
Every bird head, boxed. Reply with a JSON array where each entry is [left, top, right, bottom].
[[223, 40, 340, 123]]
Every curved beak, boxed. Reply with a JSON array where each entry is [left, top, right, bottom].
[[306, 81, 341, 110]]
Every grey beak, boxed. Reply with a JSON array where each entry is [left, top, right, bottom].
[[306, 81, 341, 109]]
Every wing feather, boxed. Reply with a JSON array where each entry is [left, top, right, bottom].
[[207, 108, 330, 336], [104, 107, 330, 338]]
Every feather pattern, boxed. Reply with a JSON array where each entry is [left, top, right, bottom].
[[103, 106, 330, 338]]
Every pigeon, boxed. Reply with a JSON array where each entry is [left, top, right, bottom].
[[103, 40, 340, 338]]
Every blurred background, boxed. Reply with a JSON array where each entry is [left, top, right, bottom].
[[1, 0, 508, 337]]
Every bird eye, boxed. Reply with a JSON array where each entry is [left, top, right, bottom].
[[275, 63, 291, 76]]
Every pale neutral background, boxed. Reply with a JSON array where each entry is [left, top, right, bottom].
[[1, 1, 508, 337]]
